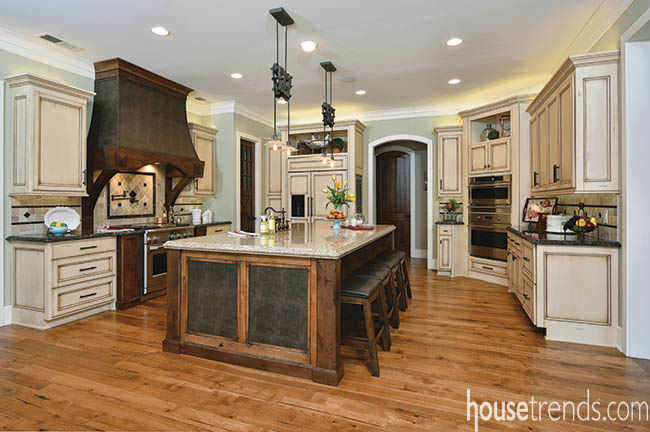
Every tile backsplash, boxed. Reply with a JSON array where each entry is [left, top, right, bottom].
[[556, 193, 618, 238], [10, 196, 82, 235]]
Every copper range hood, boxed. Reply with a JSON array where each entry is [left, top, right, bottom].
[[82, 58, 204, 233]]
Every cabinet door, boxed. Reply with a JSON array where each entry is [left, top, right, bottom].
[[537, 106, 550, 189], [34, 91, 86, 193], [438, 134, 461, 195], [557, 77, 575, 188], [194, 133, 216, 195], [469, 143, 488, 175], [438, 234, 453, 271], [288, 172, 310, 221], [547, 95, 561, 186], [311, 171, 346, 220], [487, 139, 510, 172], [530, 115, 541, 191]]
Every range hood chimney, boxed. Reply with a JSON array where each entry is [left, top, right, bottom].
[[82, 58, 204, 233]]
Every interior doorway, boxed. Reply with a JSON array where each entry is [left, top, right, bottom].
[[240, 138, 256, 232], [376, 151, 411, 256]]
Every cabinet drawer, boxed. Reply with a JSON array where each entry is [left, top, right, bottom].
[[521, 241, 535, 281], [438, 226, 453, 235], [288, 154, 348, 172], [470, 257, 507, 277], [50, 277, 115, 319], [52, 252, 115, 287], [52, 237, 116, 260], [507, 234, 522, 255], [207, 224, 230, 235], [520, 274, 535, 322]]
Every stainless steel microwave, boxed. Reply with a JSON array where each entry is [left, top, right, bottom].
[[469, 175, 511, 207]]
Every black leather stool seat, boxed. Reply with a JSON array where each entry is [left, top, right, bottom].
[[353, 263, 391, 281], [341, 276, 381, 299], [380, 250, 406, 262], [373, 254, 401, 269]]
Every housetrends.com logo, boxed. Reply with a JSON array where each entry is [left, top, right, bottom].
[[466, 389, 649, 431]]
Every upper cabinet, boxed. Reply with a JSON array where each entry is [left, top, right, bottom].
[[468, 138, 511, 176], [527, 51, 619, 195], [7, 74, 94, 196], [435, 126, 462, 196], [181, 123, 217, 197]]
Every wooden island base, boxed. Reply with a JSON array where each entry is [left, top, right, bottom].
[[163, 225, 394, 385]]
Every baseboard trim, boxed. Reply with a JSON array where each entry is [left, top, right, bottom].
[[411, 249, 427, 259], [1, 306, 12, 326]]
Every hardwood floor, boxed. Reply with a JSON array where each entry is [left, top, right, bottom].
[[1, 259, 648, 431]]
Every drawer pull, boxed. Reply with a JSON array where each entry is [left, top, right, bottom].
[[79, 292, 98, 299], [523, 257, 530, 262], [522, 293, 530, 300], [482, 265, 494, 271], [80, 245, 98, 250], [79, 266, 97, 272], [514, 241, 520, 246]]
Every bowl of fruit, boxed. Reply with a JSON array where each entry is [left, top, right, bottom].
[[48, 222, 69, 236], [564, 215, 597, 234]]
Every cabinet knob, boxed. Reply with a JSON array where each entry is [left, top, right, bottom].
[[523, 293, 530, 300], [533, 171, 538, 186]]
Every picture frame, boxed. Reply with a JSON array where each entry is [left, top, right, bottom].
[[522, 197, 557, 223], [499, 114, 511, 138]]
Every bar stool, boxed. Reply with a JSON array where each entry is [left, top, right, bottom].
[[341, 276, 391, 377], [353, 263, 400, 329], [372, 251, 409, 311], [379, 250, 412, 300]]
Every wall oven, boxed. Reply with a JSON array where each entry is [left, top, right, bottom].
[[143, 225, 194, 296], [469, 175, 511, 207], [468, 175, 511, 262]]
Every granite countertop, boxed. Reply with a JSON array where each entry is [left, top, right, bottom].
[[508, 225, 621, 248], [5, 231, 132, 243], [436, 221, 464, 225], [164, 222, 396, 259]]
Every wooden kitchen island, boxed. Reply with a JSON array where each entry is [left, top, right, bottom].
[[162, 223, 395, 386]]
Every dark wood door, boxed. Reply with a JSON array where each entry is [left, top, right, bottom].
[[376, 151, 410, 256], [240, 139, 256, 232]]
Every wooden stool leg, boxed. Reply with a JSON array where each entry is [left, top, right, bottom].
[[393, 268, 407, 312], [397, 264, 409, 310], [401, 258, 412, 299], [384, 277, 400, 329], [376, 283, 391, 352], [362, 300, 380, 377]]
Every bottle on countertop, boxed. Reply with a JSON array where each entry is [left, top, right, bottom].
[[268, 213, 276, 234], [260, 216, 268, 235], [162, 208, 168, 224]]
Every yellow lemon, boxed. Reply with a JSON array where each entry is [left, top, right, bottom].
[[590, 217, 597, 226], [577, 219, 586, 227]]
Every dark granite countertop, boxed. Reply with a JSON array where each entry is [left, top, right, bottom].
[[508, 226, 621, 248], [5, 231, 130, 243], [436, 221, 464, 225]]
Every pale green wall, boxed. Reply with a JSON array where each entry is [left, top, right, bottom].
[[1, 48, 95, 305], [591, 0, 650, 51]]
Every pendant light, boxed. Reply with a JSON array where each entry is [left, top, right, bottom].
[[320, 61, 336, 167], [266, 7, 297, 156]]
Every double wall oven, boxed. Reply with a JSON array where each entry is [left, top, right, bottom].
[[468, 175, 511, 262]]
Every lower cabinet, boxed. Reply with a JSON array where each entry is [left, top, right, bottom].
[[194, 223, 231, 237], [11, 237, 117, 329], [116, 233, 143, 310], [436, 224, 463, 277], [507, 231, 620, 347]]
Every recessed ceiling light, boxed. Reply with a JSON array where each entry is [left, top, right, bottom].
[[300, 40, 318, 52], [151, 26, 170, 37], [230, 72, 243, 79], [446, 37, 463, 47], [355, 90, 367, 95], [277, 98, 287, 104], [448, 78, 461, 85]]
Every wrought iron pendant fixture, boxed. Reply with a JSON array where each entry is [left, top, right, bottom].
[[320, 61, 337, 167], [266, 7, 297, 156]]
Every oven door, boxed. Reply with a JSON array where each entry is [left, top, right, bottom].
[[469, 184, 511, 206], [145, 245, 168, 295], [469, 225, 509, 261]]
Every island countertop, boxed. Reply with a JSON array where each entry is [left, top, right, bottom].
[[163, 223, 396, 259]]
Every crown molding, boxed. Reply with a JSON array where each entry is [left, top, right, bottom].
[[0, 27, 94, 79], [233, 102, 274, 128], [186, 99, 274, 128]]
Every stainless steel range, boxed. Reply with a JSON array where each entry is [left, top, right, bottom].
[[137, 224, 195, 296]]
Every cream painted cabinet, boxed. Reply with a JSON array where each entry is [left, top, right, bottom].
[[10, 237, 117, 330], [311, 171, 345, 220], [7, 74, 94, 196], [288, 169, 346, 222], [527, 51, 619, 195], [435, 126, 462, 196], [469, 138, 510, 176], [436, 224, 464, 277], [437, 228, 453, 272], [181, 123, 217, 197]]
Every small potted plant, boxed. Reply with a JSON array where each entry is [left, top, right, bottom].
[[442, 199, 460, 222], [322, 175, 355, 231], [329, 138, 344, 153]]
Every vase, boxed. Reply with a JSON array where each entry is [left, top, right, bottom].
[[332, 204, 343, 232]]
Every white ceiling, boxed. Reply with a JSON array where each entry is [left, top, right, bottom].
[[0, 0, 626, 123]]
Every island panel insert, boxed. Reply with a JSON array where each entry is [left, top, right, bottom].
[[248, 265, 309, 350], [187, 259, 238, 339]]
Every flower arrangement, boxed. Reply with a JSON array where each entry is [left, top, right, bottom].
[[322, 175, 355, 210], [444, 199, 460, 213]]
